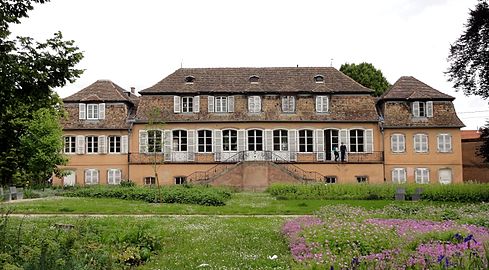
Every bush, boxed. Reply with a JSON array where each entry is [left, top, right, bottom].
[[23, 189, 41, 199], [267, 183, 489, 202], [61, 185, 232, 206]]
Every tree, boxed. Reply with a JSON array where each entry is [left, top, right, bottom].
[[447, 1, 489, 99], [0, 0, 83, 186], [477, 122, 489, 162], [339, 62, 391, 96]]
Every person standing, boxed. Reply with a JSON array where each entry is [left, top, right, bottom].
[[340, 142, 347, 162], [333, 145, 339, 162]]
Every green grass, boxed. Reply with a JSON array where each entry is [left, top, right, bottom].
[[6, 192, 427, 215]]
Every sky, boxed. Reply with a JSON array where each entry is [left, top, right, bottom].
[[10, 0, 488, 130]]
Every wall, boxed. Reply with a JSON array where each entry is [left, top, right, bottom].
[[462, 140, 489, 183]]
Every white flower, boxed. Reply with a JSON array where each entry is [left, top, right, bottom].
[[268, 255, 278, 260], [197, 263, 210, 268]]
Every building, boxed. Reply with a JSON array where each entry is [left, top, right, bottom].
[[55, 67, 464, 189], [461, 130, 489, 183]]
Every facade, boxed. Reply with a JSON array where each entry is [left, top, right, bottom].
[[461, 130, 489, 183], [55, 68, 464, 189]]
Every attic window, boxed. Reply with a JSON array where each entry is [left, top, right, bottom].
[[249, 75, 260, 84], [185, 76, 195, 84], [314, 75, 325, 83]]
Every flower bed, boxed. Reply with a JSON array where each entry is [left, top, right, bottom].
[[283, 205, 489, 269]]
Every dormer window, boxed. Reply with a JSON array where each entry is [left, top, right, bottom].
[[185, 76, 195, 84], [314, 75, 325, 83], [79, 103, 105, 120], [249, 75, 260, 84], [412, 101, 433, 118]]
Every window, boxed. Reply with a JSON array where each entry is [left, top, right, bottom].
[[273, 129, 288, 151], [248, 96, 261, 113], [392, 168, 407, 184], [144, 177, 156, 185], [412, 101, 433, 117], [86, 136, 99, 154], [356, 176, 368, 183], [391, 134, 405, 153], [148, 130, 162, 153], [64, 136, 76, 154], [282, 96, 295, 113], [438, 169, 452, 184], [324, 176, 337, 184], [108, 136, 121, 153], [414, 134, 428, 153], [175, 176, 187, 185], [181, 97, 193, 113], [314, 75, 325, 83], [85, 169, 99, 185], [415, 168, 429, 184], [185, 76, 195, 83], [87, 104, 99, 119], [215, 96, 228, 112], [249, 75, 260, 84], [315, 96, 329, 112], [350, 129, 364, 152], [172, 130, 187, 152], [107, 169, 121, 185], [437, 134, 452, 153], [198, 130, 213, 153], [223, 129, 237, 151], [299, 129, 313, 152], [247, 130, 263, 151]]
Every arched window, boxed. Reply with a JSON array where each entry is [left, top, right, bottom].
[[222, 129, 237, 151], [198, 130, 213, 153], [184, 76, 195, 83], [247, 129, 263, 151], [249, 75, 260, 84], [314, 75, 324, 83], [349, 129, 365, 152], [273, 129, 288, 151], [298, 129, 314, 152]]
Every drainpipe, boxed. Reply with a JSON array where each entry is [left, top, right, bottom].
[[127, 118, 136, 181]]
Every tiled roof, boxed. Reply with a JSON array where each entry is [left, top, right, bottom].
[[381, 76, 454, 100], [63, 80, 138, 103], [140, 67, 373, 94], [461, 130, 481, 140]]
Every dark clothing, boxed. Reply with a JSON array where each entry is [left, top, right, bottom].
[[340, 144, 347, 162], [333, 147, 339, 162]]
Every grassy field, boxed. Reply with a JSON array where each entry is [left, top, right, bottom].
[[7, 192, 450, 215]]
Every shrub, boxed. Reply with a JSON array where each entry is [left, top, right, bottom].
[[23, 189, 41, 199]]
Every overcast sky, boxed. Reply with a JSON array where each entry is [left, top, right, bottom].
[[10, 0, 488, 129]]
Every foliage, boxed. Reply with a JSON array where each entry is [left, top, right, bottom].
[[61, 185, 232, 206], [119, 179, 136, 187], [267, 183, 489, 202], [339, 62, 391, 96], [478, 122, 489, 162], [447, 1, 489, 99]]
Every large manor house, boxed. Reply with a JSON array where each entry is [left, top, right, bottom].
[[55, 67, 464, 189]]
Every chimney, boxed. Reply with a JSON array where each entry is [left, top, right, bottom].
[[130, 87, 136, 94]]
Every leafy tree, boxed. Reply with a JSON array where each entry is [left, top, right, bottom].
[[447, 1, 489, 99], [477, 122, 489, 163], [340, 62, 391, 96], [0, 0, 83, 186]]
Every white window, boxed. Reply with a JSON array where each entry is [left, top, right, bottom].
[[148, 130, 163, 153], [247, 129, 263, 151], [437, 134, 452, 153], [108, 136, 121, 153], [299, 129, 314, 153], [324, 176, 336, 184], [438, 168, 452, 184], [64, 136, 76, 154], [181, 96, 193, 113], [107, 169, 121, 185], [315, 96, 329, 113], [215, 96, 228, 113], [86, 136, 98, 154], [144, 177, 156, 185], [87, 104, 99, 119], [349, 129, 365, 152], [175, 176, 187, 185], [314, 75, 325, 83], [85, 169, 99, 185], [391, 134, 406, 153], [223, 129, 237, 151], [273, 129, 288, 151], [415, 168, 430, 184], [79, 103, 105, 120], [282, 96, 295, 113], [172, 130, 188, 152], [412, 101, 433, 118], [414, 134, 428, 153], [198, 130, 213, 153], [248, 96, 261, 113], [392, 168, 407, 184]]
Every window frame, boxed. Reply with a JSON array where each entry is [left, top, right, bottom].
[[85, 169, 99, 185], [392, 168, 407, 184], [298, 129, 314, 153], [438, 168, 452, 184], [222, 129, 237, 152], [316, 96, 329, 113], [86, 136, 99, 154], [356, 176, 368, 183], [147, 130, 163, 153], [281, 96, 295, 113], [144, 176, 156, 186], [349, 129, 365, 153], [273, 129, 288, 151], [247, 129, 263, 151], [215, 96, 228, 113], [414, 134, 429, 153], [107, 168, 122, 185], [181, 96, 194, 113], [324, 176, 337, 184], [86, 104, 99, 120], [248, 96, 261, 113], [198, 129, 213, 153], [175, 176, 187, 185], [391, 133, 406, 153], [64, 136, 76, 154], [415, 168, 430, 184], [108, 135, 121, 154], [437, 134, 452, 153], [172, 130, 188, 152]]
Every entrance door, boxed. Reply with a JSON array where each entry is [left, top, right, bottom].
[[246, 129, 264, 160], [324, 129, 339, 161], [63, 170, 76, 186]]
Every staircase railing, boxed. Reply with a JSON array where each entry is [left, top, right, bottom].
[[187, 151, 245, 183], [268, 151, 325, 183]]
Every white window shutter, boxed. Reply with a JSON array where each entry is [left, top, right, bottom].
[[116, 169, 121, 184], [79, 104, 86, 119], [85, 170, 90, 184], [265, 129, 273, 151], [174, 96, 181, 113], [228, 96, 235, 112], [187, 130, 195, 161], [413, 102, 420, 117], [290, 96, 295, 112], [281, 96, 287, 112], [437, 135, 442, 152], [208, 96, 214, 112], [316, 129, 325, 161], [400, 135, 405, 152], [288, 129, 297, 161], [340, 129, 349, 149], [98, 103, 105, 119], [448, 135, 452, 151], [139, 130, 148, 153], [256, 96, 261, 112], [121, 135, 128, 154], [94, 170, 99, 184], [426, 101, 433, 117], [98, 135, 107, 154], [238, 129, 246, 152], [214, 130, 222, 161], [365, 129, 373, 153], [193, 96, 200, 113], [315, 96, 322, 112], [322, 97, 328, 112], [108, 170, 114, 185], [248, 96, 254, 112], [163, 130, 172, 161], [76, 135, 85, 154]]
